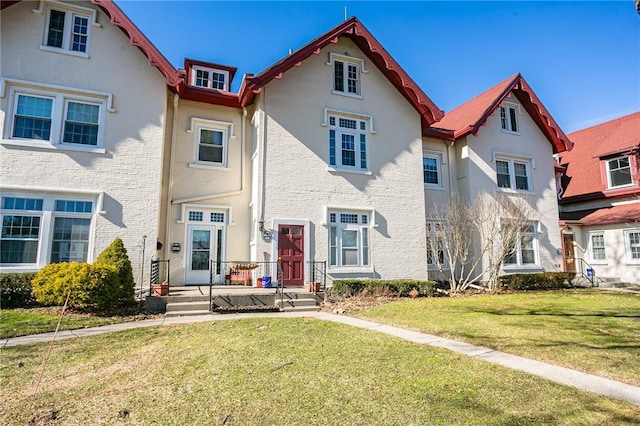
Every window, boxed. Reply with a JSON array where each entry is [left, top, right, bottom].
[[329, 53, 365, 97], [328, 211, 370, 269], [198, 129, 224, 164], [500, 104, 519, 133], [44, 6, 92, 55], [423, 155, 441, 187], [505, 223, 538, 266], [495, 157, 531, 191], [191, 66, 228, 91], [605, 156, 633, 188], [328, 114, 368, 171], [426, 221, 445, 267], [5, 86, 107, 150], [0, 195, 95, 267], [589, 233, 607, 262], [625, 230, 640, 262]]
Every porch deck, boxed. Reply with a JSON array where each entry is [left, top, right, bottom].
[[165, 285, 314, 298]]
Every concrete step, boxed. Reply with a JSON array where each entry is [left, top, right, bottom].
[[279, 305, 321, 313], [166, 309, 211, 317], [164, 295, 210, 303], [276, 298, 318, 308], [598, 281, 631, 289], [166, 301, 210, 312]]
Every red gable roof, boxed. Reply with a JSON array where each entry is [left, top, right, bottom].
[[559, 112, 640, 201], [238, 17, 444, 126], [429, 73, 572, 154], [560, 203, 640, 226], [1, 0, 182, 89]]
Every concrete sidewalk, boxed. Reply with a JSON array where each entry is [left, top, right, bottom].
[[2, 311, 639, 407]]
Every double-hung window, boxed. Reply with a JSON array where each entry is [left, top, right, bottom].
[[330, 53, 364, 97], [188, 118, 233, 169], [191, 66, 228, 91], [605, 156, 633, 189], [328, 212, 370, 270], [505, 223, 538, 266], [4, 83, 108, 151], [51, 200, 93, 263], [423, 155, 441, 187], [328, 114, 369, 172], [41, 3, 96, 56], [500, 103, 520, 133], [589, 232, 607, 263], [495, 156, 532, 192], [625, 230, 640, 263]]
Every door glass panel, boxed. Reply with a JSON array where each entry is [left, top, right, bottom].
[[292, 228, 302, 235], [281, 228, 289, 235], [191, 230, 211, 270]]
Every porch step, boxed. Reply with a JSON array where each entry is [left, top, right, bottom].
[[598, 280, 632, 289], [276, 297, 320, 312], [166, 301, 210, 312], [166, 309, 212, 317]]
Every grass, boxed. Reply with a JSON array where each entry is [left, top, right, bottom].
[[351, 289, 640, 386], [0, 307, 149, 339], [2, 318, 639, 425]]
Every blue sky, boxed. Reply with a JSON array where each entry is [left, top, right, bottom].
[[117, 1, 639, 133]]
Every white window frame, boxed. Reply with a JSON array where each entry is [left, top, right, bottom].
[[499, 102, 521, 134], [605, 156, 634, 189], [325, 111, 372, 174], [327, 53, 366, 99], [423, 154, 442, 189], [38, 1, 100, 58], [588, 232, 607, 264], [327, 210, 372, 273], [0, 191, 97, 271], [504, 222, 539, 268], [190, 65, 229, 91], [187, 117, 234, 170], [426, 220, 446, 269], [494, 154, 534, 193], [1, 80, 109, 153], [624, 229, 640, 264]]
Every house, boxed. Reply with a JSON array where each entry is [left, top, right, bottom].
[[423, 74, 572, 282], [0, 0, 179, 284], [558, 112, 640, 285], [2, 0, 573, 290]]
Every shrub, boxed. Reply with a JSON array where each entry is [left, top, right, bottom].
[[331, 279, 437, 297], [0, 272, 37, 308], [32, 262, 120, 310], [498, 272, 575, 291], [96, 237, 134, 304]]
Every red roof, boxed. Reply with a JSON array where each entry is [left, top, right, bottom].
[[559, 112, 640, 201], [238, 17, 444, 126], [429, 73, 572, 154], [560, 203, 640, 226], [1, 0, 182, 89]]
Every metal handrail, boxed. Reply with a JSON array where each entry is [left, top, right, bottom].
[[208, 260, 281, 311], [576, 258, 599, 287], [149, 259, 170, 296], [308, 260, 328, 293]]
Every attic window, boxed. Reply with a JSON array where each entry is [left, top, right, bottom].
[[40, 1, 99, 58], [500, 103, 520, 134], [191, 65, 228, 91], [605, 156, 633, 189], [328, 53, 366, 98]]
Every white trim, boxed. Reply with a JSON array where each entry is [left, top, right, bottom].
[[587, 231, 607, 264], [326, 167, 372, 176], [176, 203, 233, 225], [0, 185, 105, 215], [327, 53, 366, 99], [422, 153, 443, 189], [321, 205, 376, 227], [494, 154, 535, 193], [491, 151, 535, 169], [321, 107, 375, 133], [624, 229, 640, 264], [190, 65, 229, 91], [187, 117, 234, 168], [39, 1, 100, 57], [188, 163, 231, 172], [604, 155, 634, 190], [499, 102, 522, 135]]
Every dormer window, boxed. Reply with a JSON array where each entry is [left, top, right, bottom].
[[191, 65, 228, 91], [606, 156, 633, 188], [500, 103, 520, 133]]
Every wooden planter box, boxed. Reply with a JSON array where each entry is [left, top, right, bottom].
[[151, 283, 169, 296]]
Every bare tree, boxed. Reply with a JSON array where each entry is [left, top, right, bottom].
[[427, 191, 535, 293]]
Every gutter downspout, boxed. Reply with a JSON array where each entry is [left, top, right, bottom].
[[446, 139, 455, 200], [164, 93, 179, 260]]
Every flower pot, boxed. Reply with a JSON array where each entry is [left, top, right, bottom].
[[308, 281, 320, 292], [151, 283, 169, 296]]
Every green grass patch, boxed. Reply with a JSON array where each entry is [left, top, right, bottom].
[[2, 318, 639, 425], [0, 307, 148, 339], [352, 289, 640, 386]]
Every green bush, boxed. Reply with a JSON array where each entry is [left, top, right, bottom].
[[0, 272, 37, 308], [96, 237, 134, 303], [331, 279, 437, 297], [498, 272, 575, 291], [32, 262, 120, 310]]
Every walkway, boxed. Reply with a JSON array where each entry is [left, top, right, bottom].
[[2, 311, 639, 407]]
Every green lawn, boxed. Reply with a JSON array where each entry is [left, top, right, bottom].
[[351, 289, 640, 386], [2, 318, 639, 425], [0, 307, 148, 339]]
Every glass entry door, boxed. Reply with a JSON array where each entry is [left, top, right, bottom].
[[186, 225, 223, 284]]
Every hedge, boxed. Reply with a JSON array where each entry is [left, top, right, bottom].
[[498, 272, 575, 291], [32, 262, 121, 310], [331, 279, 438, 297], [0, 272, 38, 309]]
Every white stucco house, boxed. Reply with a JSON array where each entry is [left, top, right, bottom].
[[558, 112, 640, 285], [2, 0, 575, 290], [0, 0, 180, 283]]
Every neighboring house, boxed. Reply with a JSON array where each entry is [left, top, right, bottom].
[[558, 112, 640, 285], [0, 0, 180, 283], [423, 74, 572, 282]]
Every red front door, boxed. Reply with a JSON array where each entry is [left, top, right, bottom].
[[278, 225, 304, 286]]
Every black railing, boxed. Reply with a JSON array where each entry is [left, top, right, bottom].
[[307, 260, 328, 293], [149, 259, 170, 296], [576, 258, 599, 287]]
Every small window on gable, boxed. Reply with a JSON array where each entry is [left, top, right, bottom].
[[42, 2, 96, 57], [605, 156, 633, 189], [330, 53, 364, 97], [500, 103, 520, 133], [191, 65, 229, 91]]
